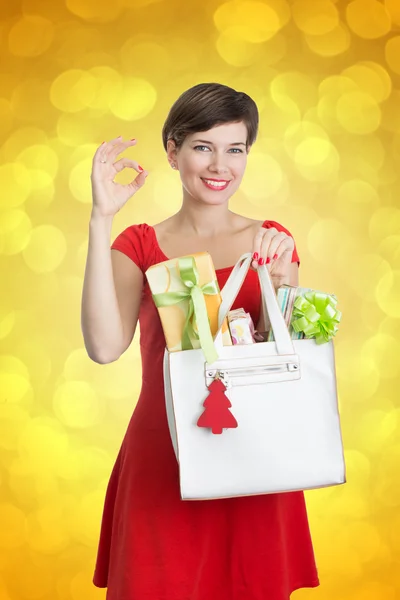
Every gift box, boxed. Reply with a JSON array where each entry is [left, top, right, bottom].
[[146, 253, 232, 363], [228, 308, 263, 345], [268, 285, 341, 344]]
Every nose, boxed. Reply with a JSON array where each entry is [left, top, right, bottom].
[[208, 152, 229, 174]]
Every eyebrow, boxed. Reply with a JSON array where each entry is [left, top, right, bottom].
[[191, 139, 247, 146]]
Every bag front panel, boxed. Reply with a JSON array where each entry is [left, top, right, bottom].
[[166, 339, 345, 500]]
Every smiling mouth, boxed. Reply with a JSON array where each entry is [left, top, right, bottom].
[[201, 178, 231, 190]]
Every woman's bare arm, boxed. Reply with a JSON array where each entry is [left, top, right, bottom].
[[81, 214, 143, 364], [81, 136, 149, 363]]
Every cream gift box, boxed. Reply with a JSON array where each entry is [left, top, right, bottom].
[[146, 253, 232, 360]]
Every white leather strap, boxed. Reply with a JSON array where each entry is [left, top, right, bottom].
[[214, 252, 295, 356], [217, 253, 252, 330], [213, 254, 252, 355]]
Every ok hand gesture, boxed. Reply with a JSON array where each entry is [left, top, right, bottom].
[[90, 136, 149, 219]]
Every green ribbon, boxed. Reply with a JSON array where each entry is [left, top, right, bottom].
[[291, 291, 342, 345], [152, 257, 219, 363]]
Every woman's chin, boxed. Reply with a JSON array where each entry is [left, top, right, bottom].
[[191, 186, 237, 205]]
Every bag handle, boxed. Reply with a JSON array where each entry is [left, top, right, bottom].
[[213, 252, 295, 357]]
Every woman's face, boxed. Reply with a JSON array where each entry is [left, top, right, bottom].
[[168, 121, 249, 206]]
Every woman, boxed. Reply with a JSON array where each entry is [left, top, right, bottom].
[[82, 83, 319, 599]]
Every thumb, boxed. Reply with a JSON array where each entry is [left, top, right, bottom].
[[138, 169, 149, 182], [131, 169, 148, 189]]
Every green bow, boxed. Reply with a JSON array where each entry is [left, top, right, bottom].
[[291, 291, 341, 345], [152, 256, 219, 363]]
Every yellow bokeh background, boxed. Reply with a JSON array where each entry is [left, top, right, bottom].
[[1, 0, 400, 598]]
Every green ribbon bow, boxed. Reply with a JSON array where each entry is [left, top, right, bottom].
[[152, 257, 219, 363], [291, 291, 342, 345]]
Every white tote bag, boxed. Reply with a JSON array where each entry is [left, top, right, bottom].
[[163, 252, 346, 501]]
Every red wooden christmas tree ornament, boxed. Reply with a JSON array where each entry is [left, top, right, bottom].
[[197, 377, 238, 435]]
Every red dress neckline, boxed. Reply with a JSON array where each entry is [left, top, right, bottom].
[[146, 223, 250, 273]]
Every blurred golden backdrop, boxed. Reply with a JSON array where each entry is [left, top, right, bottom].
[[1, 0, 399, 599]]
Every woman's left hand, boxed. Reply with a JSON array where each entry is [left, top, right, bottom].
[[251, 226, 295, 287]]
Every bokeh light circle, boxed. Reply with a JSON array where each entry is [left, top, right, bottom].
[[16, 144, 59, 180], [335, 339, 380, 401], [347, 253, 391, 302], [53, 381, 103, 428], [304, 23, 351, 57], [385, 0, 400, 26], [214, 1, 282, 42], [342, 62, 392, 103], [0, 209, 32, 255], [385, 36, 400, 75], [0, 162, 31, 210], [109, 77, 157, 121], [241, 152, 284, 199], [271, 72, 317, 115], [369, 207, 400, 244], [0, 503, 27, 549], [294, 137, 332, 166], [22, 225, 67, 273], [0, 404, 30, 451], [18, 417, 70, 472], [376, 271, 400, 317], [292, 0, 339, 35], [336, 179, 380, 231], [336, 92, 381, 134], [66, 0, 123, 22], [216, 29, 266, 67], [346, 0, 391, 39], [361, 333, 400, 379], [8, 16, 54, 58], [307, 218, 350, 264], [69, 155, 95, 204], [50, 70, 98, 113]]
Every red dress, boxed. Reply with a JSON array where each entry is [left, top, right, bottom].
[[93, 220, 320, 600]]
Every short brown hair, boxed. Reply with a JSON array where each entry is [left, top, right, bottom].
[[162, 82, 259, 152]]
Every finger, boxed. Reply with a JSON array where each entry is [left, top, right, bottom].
[[93, 141, 110, 162], [100, 140, 132, 164], [265, 232, 288, 265], [126, 169, 148, 193], [107, 135, 123, 145], [93, 136, 124, 165], [259, 228, 277, 268], [107, 138, 137, 162], [270, 239, 294, 265], [113, 157, 146, 175], [95, 135, 122, 156], [251, 227, 266, 270]]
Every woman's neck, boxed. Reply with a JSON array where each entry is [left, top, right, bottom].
[[172, 203, 238, 237]]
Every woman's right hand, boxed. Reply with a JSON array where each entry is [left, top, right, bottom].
[[90, 135, 149, 218]]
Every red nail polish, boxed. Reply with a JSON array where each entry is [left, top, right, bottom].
[[138, 165, 144, 171], [273, 254, 278, 260], [253, 252, 259, 260], [258, 257, 264, 265], [266, 257, 271, 264]]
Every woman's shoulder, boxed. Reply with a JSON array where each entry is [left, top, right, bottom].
[[234, 215, 294, 234], [261, 219, 295, 235], [152, 217, 175, 238], [110, 222, 157, 272]]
